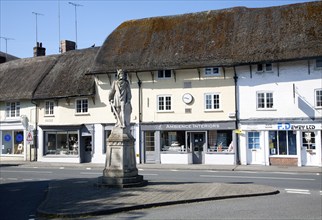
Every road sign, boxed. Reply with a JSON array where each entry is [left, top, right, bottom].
[[26, 131, 34, 145]]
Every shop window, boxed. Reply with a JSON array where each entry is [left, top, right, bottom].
[[315, 89, 322, 108], [5, 102, 20, 118], [204, 67, 221, 76], [204, 93, 221, 111], [269, 131, 296, 155], [76, 99, 88, 114], [257, 92, 274, 110], [248, 132, 260, 149], [157, 70, 172, 79], [1, 130, 24, 155], [157, 95, 172, 111], [302, 132, 315, 150], [44, 131, 78, 155], [45, 101, 54, 115], [160, 131, 186, 152], [208, 130, 233, 152]]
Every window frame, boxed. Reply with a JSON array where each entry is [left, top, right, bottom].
[[315, 89, 322, 108], [256, 91, 274, 110], [204, 92, 221, 111], [257, 63, 273, 72], [157, 70, 172, 79], [5, 102, 20, 118], [248, 131, 260, 150], [75, 98, 89, 114], [204, 67, 221, 77], [157, 95, 172, 112], [45, 100, 55, 116], [315, 58, 322, 69]]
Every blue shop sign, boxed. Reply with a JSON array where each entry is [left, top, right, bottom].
[[16, 134, 23, 142], [4, 134, 11, 142]]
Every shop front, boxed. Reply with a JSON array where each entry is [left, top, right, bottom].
[[0, 118, 30, 161], [141, 121, 236, 165], [38, 124, 95, 163], [240, 121, 322, 167]]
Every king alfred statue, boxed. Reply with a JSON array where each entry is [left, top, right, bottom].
[[98, 69, 146, 188]]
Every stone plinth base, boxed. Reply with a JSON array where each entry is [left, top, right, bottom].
[[97, 175, 147, 188], [98, 127, 147, 188]]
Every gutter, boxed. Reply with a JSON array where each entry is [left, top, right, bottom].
[[136, 72, 143, 164], [233, 66, 240, 165]]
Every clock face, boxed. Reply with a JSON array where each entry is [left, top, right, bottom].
[[182, 93, 193, 104]]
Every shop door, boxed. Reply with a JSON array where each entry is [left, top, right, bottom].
[[192, 133, 205, 164], [145, 131, 155, 163], [247, 132, 263, 165], [301, 132, 318, 166], [81, 136, 92, 163]]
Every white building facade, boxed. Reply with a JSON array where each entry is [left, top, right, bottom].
[[237, 59, 322, 167]]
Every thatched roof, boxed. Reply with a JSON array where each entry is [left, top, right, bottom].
[[0, 55, 58, 101], [0, 51, 19, 63], [91, 1, 322, 73], [0, 47, 98, 102], [33, 47, 98, 100]]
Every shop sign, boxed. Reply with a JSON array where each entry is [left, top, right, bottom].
[[277, 123, 317, 131], [26, 131, 34, 144], [148, 122, 235, 131]]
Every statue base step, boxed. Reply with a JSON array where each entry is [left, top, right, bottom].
[[97, 175, 148, 188]]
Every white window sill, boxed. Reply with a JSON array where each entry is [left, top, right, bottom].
[[44, 115, 55, 117], [204, 109, 223, 112], [157, 110, 174, 113], [75, 113, 90, 116], [256, 108, 276, 111]]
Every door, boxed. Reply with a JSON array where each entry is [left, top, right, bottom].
[[191, 132, 205, 164], [81, 136, 92, 163], [301, 131, 318, 166], [247, 131, 263, 165], [145, 131, 156, 163]]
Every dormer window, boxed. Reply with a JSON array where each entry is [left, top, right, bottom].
[[204, 67, 221, 76], [257, 63, 273, 72], [316, 58, 322, 68], [157, 70, 172, 79]]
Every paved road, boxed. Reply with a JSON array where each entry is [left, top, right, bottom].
[[0, 165, 321, 219]]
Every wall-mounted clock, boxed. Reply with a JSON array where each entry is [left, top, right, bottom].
[[182, 93, 193, 104]]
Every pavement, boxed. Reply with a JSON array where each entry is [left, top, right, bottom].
[[1, 161, 321, 218]]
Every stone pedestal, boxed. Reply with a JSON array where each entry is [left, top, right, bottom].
[[98, 127, 147, 188]]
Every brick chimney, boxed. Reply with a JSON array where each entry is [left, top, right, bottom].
[[60, 40, 76, 53], [33, 42, 46, 57]]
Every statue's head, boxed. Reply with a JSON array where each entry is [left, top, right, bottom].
[[117, 69, 127, 80]]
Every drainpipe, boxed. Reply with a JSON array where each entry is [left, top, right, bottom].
[[233, 67, 240, 165], [31, 100, 38, 161], [136, 72, 143, 163]]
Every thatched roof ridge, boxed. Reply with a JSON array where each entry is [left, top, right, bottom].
[[91, 1, 322, 73], [33, 47, 99, 100], [0, 47, 98, 102], [0, 55, 58, 101]]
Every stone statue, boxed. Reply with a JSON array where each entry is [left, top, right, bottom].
[[109, 69, 132, 130]]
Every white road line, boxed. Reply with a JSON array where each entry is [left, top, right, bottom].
[[86, 167, 92, 170], [80, 172, 101, 175], [200, 175, 315, 181], [1, 170, 52, 174], [285, 189, 311, 195], [143, 173, 158, 176], [59, 167, 65, 169], [171, 169, 179, 172], [22, 179, 33, 181], [320, 191, 322, 196], [138, 169, 144, 171], [7, 178, 18, 181]]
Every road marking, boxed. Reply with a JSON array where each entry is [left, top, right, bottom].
[[7, 178, 18, 181], [86, 167, 92, 170], [1, 170, 52, 174], [59, 167, 65, 169], [171, 169, 179, 172], [80, 172, 101, 175], [22, 179, 33, 181], [320, 191, 322, 196], [200, 175, 315, 181], [138, 169, 144, 171], [285, 189, 311, 195], [143, 173, 158, 176]]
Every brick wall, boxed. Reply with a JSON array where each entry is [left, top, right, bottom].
[[269, 157, 298, 166]]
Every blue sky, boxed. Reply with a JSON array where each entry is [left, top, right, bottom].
[[0, 0, 315, 58]]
